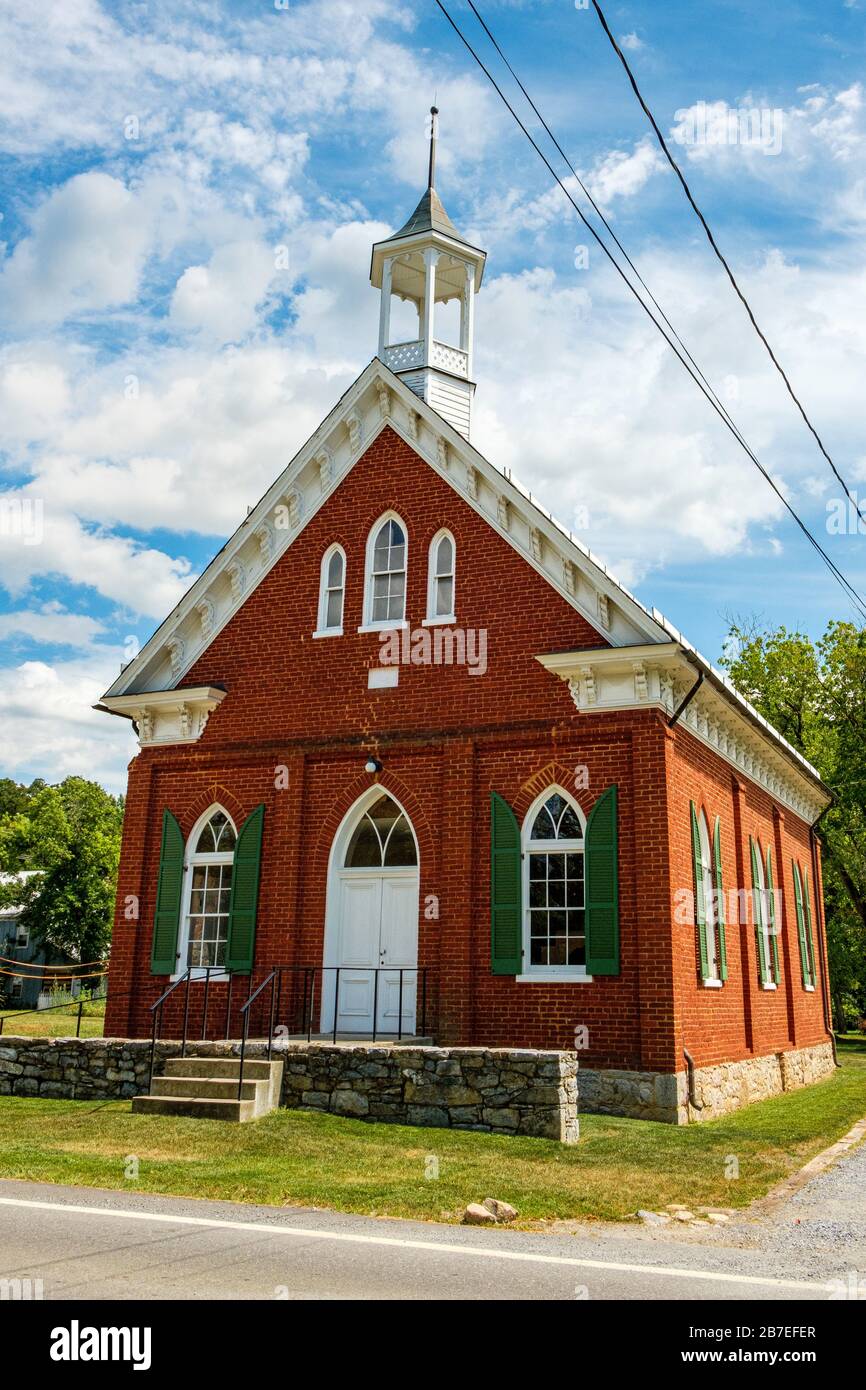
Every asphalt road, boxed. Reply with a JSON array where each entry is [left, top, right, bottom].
[[0, 1179, 838, 1301]]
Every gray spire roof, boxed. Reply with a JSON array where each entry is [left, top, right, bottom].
[[383, 186, 472, 247]]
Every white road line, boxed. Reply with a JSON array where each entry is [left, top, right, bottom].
[[0, 1194, 821, 1292]]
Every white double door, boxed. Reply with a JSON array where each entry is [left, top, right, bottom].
[[328, 870, 419, 1036]]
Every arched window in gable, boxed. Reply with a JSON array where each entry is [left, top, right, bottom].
[[426, 529, 456, 623], [317, 544, 345, 635], [364, 513, 407, 628]]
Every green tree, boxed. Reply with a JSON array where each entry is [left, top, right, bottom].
[[0, 778, 124, 962], [721, 619, 866, 1027]]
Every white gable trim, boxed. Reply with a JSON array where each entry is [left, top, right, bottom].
[[102, 358, 661, 701]]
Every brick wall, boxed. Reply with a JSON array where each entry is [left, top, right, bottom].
[[664, 725, 830, 1069], [104, 426, 830, 1075]]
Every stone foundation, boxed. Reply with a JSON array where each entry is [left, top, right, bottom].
[[580, 1040, 835, 1124], [0, 1038, 579, 1143]]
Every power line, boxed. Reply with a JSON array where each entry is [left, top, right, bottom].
[[463, 0, 746, 477], [590, 0, 866, 531], [430, 0, 866, 621]]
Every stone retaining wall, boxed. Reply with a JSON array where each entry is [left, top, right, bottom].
[[0, 1037, 579, 1142], [280, 1043, 579, 1141], [580, 1040, 836, 1124], [0, 1036, 834, 1129]]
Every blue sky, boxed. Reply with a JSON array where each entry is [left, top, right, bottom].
[[0, 0, 864, 791]]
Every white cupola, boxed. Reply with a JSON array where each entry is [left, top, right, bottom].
[[370, 108, 486, 440]]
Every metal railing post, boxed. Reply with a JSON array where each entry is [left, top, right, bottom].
[[397, 968, 404, 1042], [333, 968, 340, 1043], [202, 967, 212, 1041], [267, 971, 277, 1061], [181, 970, 192, 1055], [225, 972, 234, 1040], [372, 969, 379, 1044]]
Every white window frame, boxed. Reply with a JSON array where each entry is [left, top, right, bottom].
[[175, 803, 237, 981], [697, 810, 721, 986], [314, 543, 346, 637], [518, 786, 592, 983], [15, 921, 29, 949], [359, 511, 409, 633], [423, 528, 456, 626]]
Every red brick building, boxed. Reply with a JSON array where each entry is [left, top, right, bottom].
[[99, 148, 834, 1123]]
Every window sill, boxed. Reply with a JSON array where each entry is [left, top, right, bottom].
[[804, 983, 815, 993], [312, 628, 343, 639], [516, 972, 594, 984], [701, 977, 724, 989], [422, 615, 457, 628], [357, 621, 409, 634], [760, 981, 778, 991]]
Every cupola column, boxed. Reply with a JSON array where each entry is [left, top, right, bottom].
[[378, 254, 393, 357]]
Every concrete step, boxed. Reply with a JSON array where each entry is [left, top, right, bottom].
[[151, 1075, 264, 1102], [131, 1095, 258, 1122], [163, 1056, 275, 1080]]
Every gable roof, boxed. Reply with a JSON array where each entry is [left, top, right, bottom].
[[100, 358, 829, 818]]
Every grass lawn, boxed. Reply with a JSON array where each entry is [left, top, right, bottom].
[[0, 1008, 105, 1039], [0, 1040, 863, 1225]]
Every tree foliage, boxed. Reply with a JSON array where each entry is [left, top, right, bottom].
[[0, 778, 124, 963], [721, 619, 866, 1028]]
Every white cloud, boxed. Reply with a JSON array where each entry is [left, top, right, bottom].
[[0, 656, 134, 793], [0, 173, 154, 326], [0, 605, 105, 650], [587, 138, 665, 207], [0, 485, 193, 619], [619, 32, 644, 52], [169, 239, 277, 342]]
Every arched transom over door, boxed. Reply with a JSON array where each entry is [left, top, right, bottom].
[[324, 793, 420, 1037]]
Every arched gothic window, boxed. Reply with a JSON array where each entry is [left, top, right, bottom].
[[186, 807, 236, 969], [523, 790, 586, 970], [344, 794, 417, 868], [366, 515, 407, 626]]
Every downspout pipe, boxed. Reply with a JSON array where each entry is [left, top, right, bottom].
[[668, 668, 704, 727], [683, 1048, 704, 1111]]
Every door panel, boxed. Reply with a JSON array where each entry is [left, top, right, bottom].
[[334, 878, 381, 1032], [330, 873, 419, 1036], [377, 876, 418, 1033]]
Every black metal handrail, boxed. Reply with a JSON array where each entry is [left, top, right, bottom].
[[237, 968, 279, 1100], [235, 964, 431, 1101], [147, 966, 234, 1089]]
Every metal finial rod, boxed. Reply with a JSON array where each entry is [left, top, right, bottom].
[[428, 105, 439, 190]]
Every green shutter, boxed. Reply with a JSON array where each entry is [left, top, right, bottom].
[[490, 792, 522, 976], [803, 865, 817, 988], [226, 804, 265, 974], [793, 861, 810, 987], [585, 785, 620, 977], [750, 837, 769, 985], [765, 846, 780, 983], [151, 809, 184, 975], [691, 802, 709, 979], [713, 816, 728, 982]]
